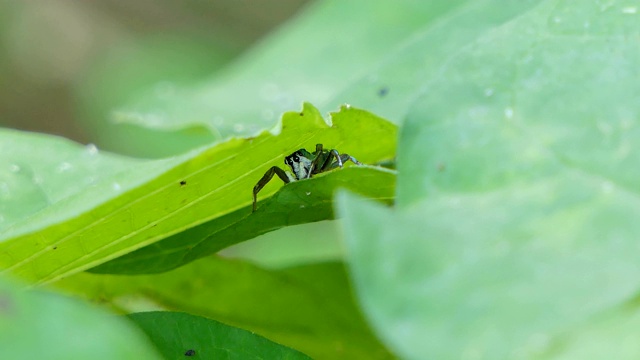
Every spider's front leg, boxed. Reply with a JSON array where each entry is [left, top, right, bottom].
[[252, 166, 292, 212]]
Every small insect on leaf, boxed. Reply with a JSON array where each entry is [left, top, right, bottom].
[[184, 349, 196, 356], [252, 143, 361, 212]]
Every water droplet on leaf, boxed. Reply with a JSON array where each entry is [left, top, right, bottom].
[[56, 162, 73, 173], [504, 107, 514, 119], [233, 124, 245, 133], [85, 143, 98, 155]]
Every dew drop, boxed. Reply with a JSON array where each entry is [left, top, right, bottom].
[[112, 182, 122, 191], [484, 88, 494, 97], [85, 143, 99, 155], [344, 103, 352, 109], [8, 164, 20, 173], [56, 162, 73, 173], [233, 124, 245, 133], [622, 6, 637, 14], [504, 107, 514, 119], [305, 192, 311, 196], [299, 205, 305, 209], [553, 16, 562, 23]]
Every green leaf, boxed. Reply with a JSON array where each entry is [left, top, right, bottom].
[[0, 275, 161, 359], [128, 311, 311, 359], [115, 0, 471, 136], [0, 103, 396, 284], [0, 129, 165, 233], [55, 257, 393, 359], [328, 0, 540, 123], [92, 166, 395, 274], [339, 190, 640, 359], [338, 1, 640, 359]]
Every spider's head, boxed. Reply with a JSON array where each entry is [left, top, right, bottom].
[[285, 149, 313, 180]]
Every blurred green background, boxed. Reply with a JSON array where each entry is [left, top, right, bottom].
[[0, 0, 308, 150]]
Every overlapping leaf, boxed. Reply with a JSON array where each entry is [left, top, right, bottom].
[[129, 311, 311, 359], [0, 275, 161, 359], [338, 1, 640, 359], [0, 103, 396, 284], [55, 257, 393, 359]]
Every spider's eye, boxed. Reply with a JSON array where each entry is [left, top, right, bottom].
[[293, 155, 299, 162]]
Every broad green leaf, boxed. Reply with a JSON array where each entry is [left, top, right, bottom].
[[92, 166, 394, 274], [339, 1, 640, 359], [115, 0, 471, 137], [0, 128, 169, 233], [339, 190, 640, 359], [128, 311, 311, 359], [54, 256, 393, 359], [0, 275, 161, 359], [328, 0, 540, 123], [0, 103, 396, 284]]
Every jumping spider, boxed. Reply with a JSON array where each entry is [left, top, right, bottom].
[[252, 144, 361, 212]]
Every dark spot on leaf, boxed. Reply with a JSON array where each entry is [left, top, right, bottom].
[[437, 163, 446, 172], [52, 246, 57, 250], [180, 180, 187, 186], [152, 224, 157, 227], [0, 293, 13, 314], [378, 86, 389, 97], [299, 112, 304, 116], [184, 349, 196, 356]]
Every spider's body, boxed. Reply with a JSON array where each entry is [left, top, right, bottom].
[[252, 144, 361, 212], [285, 149, 314, 180]]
